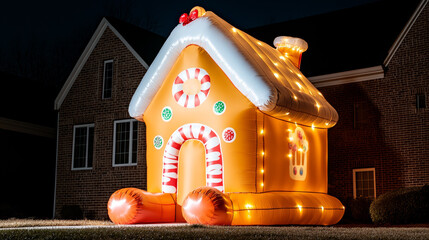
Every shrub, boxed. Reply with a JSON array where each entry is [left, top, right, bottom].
[[370, 185, 429, 224]]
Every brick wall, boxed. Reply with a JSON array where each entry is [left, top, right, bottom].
[[56, 27, 147, 219], [321, 4, 429, 202]]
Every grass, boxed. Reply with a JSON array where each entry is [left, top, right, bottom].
[[0, 220, 428, 240], [0, 219, 113, 228]]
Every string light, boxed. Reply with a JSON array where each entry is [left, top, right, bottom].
[[261, 151, 265, 156], [297, 205, 302, 212], [232, 27, 237, 32], [274, 73, 279, 78], [260, 129, 264, 134], [260, 182, 264, 187], [260, 169, 264, 173], [286, 112, 290, 115], [321, 206, 324, 212]]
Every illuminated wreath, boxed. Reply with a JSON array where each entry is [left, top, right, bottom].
[[172, 67, 211, 108]]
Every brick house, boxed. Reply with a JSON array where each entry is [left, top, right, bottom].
[[54, 0, 428, 219], [53, 17, 164, 219]]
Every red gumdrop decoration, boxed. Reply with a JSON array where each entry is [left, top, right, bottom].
[[179, 13, 189, 24], [189, 9, 199, 20]]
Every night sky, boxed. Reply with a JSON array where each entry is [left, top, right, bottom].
[[0, 0, 380, 88]]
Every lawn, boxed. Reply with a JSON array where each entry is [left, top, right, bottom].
[[0, 220, 428, 240]]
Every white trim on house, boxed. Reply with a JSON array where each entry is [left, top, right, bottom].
[[54, 18, 149, 110], [384, 0, 428, 66], [353, 168, 376, 199], [0, 117, 55, 139], [53, 112, 59, 219], [102, 59, 114, 99], [71, 123, 95, 170], [112, 119, 138, 167], [308, 66, 384, 88]]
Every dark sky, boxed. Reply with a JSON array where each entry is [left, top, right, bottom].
[[0, 0, 380, 87]]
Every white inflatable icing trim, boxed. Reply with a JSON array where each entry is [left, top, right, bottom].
[[129, 11, 338, 128]]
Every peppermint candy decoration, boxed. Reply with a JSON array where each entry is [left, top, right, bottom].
[[213, 101, 226, 115], [154, 135, 164, 149], [222, 127, 236, 143], [161, 107, 172, 122], [172, 68, 210, 108]]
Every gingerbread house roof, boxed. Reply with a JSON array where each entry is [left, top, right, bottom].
[[129, 11, 338, 128]]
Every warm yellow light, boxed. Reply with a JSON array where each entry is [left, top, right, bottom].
[[295, 82, 302, 89], [297, 74, 302, 78], [318, 92, 323, 96], [261, 182, 264, 187], [260, 129, 264, 134], [288, 154, 292, 158], [311, 124, 315, 130], [294, 96, 298, 100], [245, 204, 253, 209], [274, 62, 278, 66], [232, 27, 237, 32], [257, 42, 262, 46], [274, 73, 279, 78], [321, 206, 324, 211], [287, 129, 292, 132], [261, 151, 265, 156], [297, 205, 302, 212], [316, 103, 320, 109], [279, 56, 286, 60], [289, 137, 293, 141], [325, 122, 329, 126], [260, 169, 264, 173], [298, 148, 303, 152], [286, 112, 290, 115]]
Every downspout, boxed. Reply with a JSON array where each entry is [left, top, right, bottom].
[[52, 111, 59, 219]]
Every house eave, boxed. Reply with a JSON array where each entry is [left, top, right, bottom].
[[54, 17, 149, 110], [383, 0, 428, 66], [308, 65, 384, 88]]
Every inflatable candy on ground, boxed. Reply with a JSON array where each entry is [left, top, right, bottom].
[[108, 6, 344, 226]]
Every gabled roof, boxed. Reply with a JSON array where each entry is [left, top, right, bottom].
[[247, 0, 422, 77], [54, 17, 165, 110], [129, 12, 338, 128]]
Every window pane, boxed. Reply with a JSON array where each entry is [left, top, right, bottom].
[[355, 170, 375, 199], [115, 122, 130, 165], [87, 126, 94, 168], [103, 61, 113, 99], [132, 122, 138, 164], [73, 127, 87, 168]]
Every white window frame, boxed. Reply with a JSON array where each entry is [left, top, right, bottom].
[[72, 123, 95, 170], [113, 119, 138, 167], [353, 168, 376, 199], [102, 59, 113, 99]]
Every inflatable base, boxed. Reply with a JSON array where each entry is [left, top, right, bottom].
[[108, 187, 344, 225]]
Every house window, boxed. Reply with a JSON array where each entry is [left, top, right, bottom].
[[72, 124, 94, 170], [103, 60, 113, 99], [353, 102, 373, 129], [113, 119, 138, 166], [353, 168, 376, 199], [416, 93, 426, 109]]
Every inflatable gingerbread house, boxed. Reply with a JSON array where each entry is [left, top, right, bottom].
[[108, 7, 344, 225]]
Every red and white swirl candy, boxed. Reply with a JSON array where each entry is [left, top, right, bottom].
[[172, 68, 211, 108], [162, 123, 224, 193]]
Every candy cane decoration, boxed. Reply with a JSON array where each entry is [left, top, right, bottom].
[[172, 68, 211, 108], [162, 123, 224, 193]]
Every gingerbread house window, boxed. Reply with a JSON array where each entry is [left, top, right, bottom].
[[353, 168, 376, 199]]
